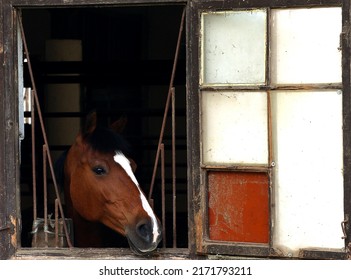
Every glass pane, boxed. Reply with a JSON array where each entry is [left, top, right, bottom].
[[271, 8, 342, 84], [271, 90, 344, 255], [201, 91, 268, 165], [201, 10, 266, 85], [208, 171, 269, 243]]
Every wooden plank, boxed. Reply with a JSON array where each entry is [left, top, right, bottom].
[[192, 0, 342, 10], [12, 248, 191, 260], [208, 172, 269, 244], [0, 0, 7, 260], [186, 1, 202, 257], [299, 249, 348, 260], [0, 1, 19, 260], [342, 0, 351, 253], [204, 243, 270, 258], [11, 0, 187, 6]]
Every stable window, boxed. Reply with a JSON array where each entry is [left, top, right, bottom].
[[19, 5, 187, 250], [1, 0, 351, 260], [0, 0, 189, 260], [189, 2, 350, 259]]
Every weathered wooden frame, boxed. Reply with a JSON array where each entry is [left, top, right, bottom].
[[0, 0, 190, 260], [187, 0, 351, 259], [0, 0, 350, 260]]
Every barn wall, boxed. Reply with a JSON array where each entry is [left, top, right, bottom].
[[0, 0, 350, 260]]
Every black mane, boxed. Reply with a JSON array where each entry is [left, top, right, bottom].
[[55, 127, 131, 188], [85, 127, 131, 156]]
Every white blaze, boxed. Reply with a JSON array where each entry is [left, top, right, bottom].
[[113, 151, 160, 243]]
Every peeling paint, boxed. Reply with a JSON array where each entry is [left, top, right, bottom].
[[10, 215, 17, 247], [208, 172, 269, 243], [194, 211, 204, 253]]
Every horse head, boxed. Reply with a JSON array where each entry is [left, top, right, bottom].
[[64, 111, 162, 254]]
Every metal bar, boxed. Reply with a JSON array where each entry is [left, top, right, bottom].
[[18, 16, 73, 248], [43, 145, 48, 247], [31, 90, 37, 223], [55, 199, 59, 247], [31, 89, 37, 246], [149, 7, 186, 200], [171, 88, 177, 248], [161, 144, 166, 248]]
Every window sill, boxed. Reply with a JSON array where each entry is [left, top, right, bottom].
[[12, 247, 190, 260]]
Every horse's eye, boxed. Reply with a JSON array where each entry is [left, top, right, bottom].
[[92, 166, 107, 176]]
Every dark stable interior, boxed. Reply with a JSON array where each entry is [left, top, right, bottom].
[[20, 5, 187, 248]]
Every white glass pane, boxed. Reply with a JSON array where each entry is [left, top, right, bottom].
[[271, 8, 342, 84], [201, 91, 268, 165], [201, 10, 266, 85], [271, 90, 344, 255]]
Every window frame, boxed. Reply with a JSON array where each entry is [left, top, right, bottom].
[[0, 0, 190, 260], [187, 0, 351, 259], [0, 0, 350, 260]]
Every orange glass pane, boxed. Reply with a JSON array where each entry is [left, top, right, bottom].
[[208, 172, 269, 243]]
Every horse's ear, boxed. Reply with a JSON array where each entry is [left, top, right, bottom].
[[83, 111, 97, 135], [110, 116, 128, 133]]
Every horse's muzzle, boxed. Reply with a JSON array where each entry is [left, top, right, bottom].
[[126, 219, 162, 255]]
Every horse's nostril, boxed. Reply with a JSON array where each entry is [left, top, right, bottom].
[[136, 222, 152, 242]]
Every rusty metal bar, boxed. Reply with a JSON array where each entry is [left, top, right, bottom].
[[171, 87, 177, 248], [161, 144, 166, 248], [43, 145, 48, 247], [31, 89, 37, 245], [148, 7, 186, 200], [31, 89, 36, 221], [55, 199, 59, 247], [18, 16, 73, 248]]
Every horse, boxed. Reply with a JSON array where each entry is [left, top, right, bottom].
[[59, 111, 162, 254]]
